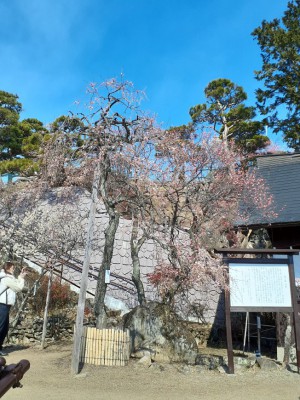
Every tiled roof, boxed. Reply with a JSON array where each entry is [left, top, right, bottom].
[[250, 153, 300, 226]]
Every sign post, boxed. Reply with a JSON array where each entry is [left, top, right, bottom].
[[215, 248, 300, 374]]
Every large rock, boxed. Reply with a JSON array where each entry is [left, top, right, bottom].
[[195, 354, 224, 370], [256, 357, 280, 371], [123, 302, 199, 364]]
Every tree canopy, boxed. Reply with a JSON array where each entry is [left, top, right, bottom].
[[252, 0, 300, 150], [50, 115, 86, 148], [0, 90, 23, 160], [0, 90, 48, 177], [189, 78, 269, 153]]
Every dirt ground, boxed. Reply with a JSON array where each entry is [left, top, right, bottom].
[[1, 341, 300, 400]]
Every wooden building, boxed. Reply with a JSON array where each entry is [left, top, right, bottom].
[[246, 152, 300, 277], [246, 153, 300, 247]]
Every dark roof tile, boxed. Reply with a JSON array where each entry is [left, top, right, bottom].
[[251, 153, 300, 225]]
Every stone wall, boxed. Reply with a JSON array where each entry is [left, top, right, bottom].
[[9, 315, 74, 345], [7, 310, 215, 350]]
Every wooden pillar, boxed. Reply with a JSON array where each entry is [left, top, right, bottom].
[[288, 255, 300, 373], [223, 255, 234, 374], [225, 287, 234, 374]]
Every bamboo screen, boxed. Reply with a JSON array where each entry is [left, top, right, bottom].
[[80, 327, 130, 366]]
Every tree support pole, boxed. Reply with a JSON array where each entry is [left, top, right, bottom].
[[71, 161, 100, 374]]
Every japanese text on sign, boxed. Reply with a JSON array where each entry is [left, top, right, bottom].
[[229, 263, 291, 308]]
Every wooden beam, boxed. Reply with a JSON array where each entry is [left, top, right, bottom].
[[215, 248, 299, 255]]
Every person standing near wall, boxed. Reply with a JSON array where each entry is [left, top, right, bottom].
[[0, 261, 27, 356]]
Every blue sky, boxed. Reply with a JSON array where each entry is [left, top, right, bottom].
[[0, 0, 288, 147]]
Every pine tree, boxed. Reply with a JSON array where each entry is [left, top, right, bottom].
[[252, 0, 300, 150]]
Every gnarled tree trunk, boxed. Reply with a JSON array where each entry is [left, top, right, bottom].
[[94, 210, 120, 328], [130, 216, 146, 306]]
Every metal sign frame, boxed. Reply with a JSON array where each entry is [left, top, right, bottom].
[[215, 248, 300, 374]]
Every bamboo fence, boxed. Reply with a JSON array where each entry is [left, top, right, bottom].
[[80, 327, 130, 366]]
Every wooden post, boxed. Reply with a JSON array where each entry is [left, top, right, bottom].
[[80, 326, 87, 363], [257, 315, 261, 356], [243, 312, 248, 353], [225, 287, 234, 374], [41, 267, 53, 349], [223, 252, 234, 374], [288, 255, 300, 372], [71, 161, 101, 375]]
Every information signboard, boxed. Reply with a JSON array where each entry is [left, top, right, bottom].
[[229, 263, 292, 311], [215, 248, 300, 374]]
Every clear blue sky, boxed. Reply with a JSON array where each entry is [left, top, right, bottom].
[[0, 0, 288, 146]]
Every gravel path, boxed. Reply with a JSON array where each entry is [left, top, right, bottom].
[[2, 342, 300, 400]]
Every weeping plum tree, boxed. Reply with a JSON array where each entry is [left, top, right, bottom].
[[3, 77, 276, 331], [108, 120, 276, 305], [79, 98, 277, 308], [77, 80, 163, 327], [129, 129, 276, 304], [38, 78, 162, 328]]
